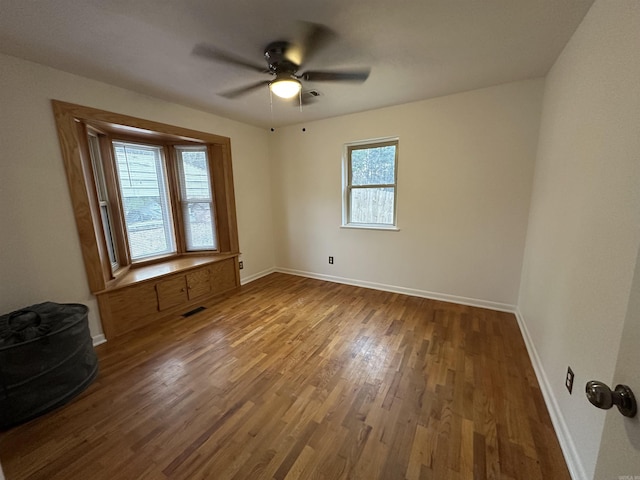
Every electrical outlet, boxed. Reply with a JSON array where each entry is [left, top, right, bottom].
[[239, 261, 244, 270], [328, 256, 334, 264], [565, 366, 574, 394]]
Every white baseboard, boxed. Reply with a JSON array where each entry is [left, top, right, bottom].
[[275, 267, 516, 313], [514, 309, 586, 480], [240, 267, 277, 286], [92, 334, 107, 346]]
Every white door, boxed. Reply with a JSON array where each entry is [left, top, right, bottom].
[[594, 247, 640, 478]]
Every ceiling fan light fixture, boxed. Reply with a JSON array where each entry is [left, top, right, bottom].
[[270, 76, 302, 99]]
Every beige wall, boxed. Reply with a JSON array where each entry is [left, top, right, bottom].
[[270, 79, 544, 308], [0, 53, 275, 337], [517, 2, 640, 478]]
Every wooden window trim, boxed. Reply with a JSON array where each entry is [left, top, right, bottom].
[[52, 100, 240, 293]]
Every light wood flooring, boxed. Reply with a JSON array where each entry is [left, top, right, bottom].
[[0, 273, 570, 479]]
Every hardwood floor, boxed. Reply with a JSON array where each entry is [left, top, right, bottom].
[[0, 273, 570, 479]]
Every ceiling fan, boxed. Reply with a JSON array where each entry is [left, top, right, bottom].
[[192, 22, 371, 101]]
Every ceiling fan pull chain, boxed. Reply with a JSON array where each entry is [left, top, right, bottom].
[[269, 88, 274, 121]]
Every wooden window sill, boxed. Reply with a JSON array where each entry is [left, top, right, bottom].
[[99, 253, 239, 293]]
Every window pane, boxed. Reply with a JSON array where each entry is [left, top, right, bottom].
[[113, 142, 176, 260], [183, 202, 215, 249], [351, 145, 396, 186], [350, 187, 395, 224], [100, 204, 117, 267], [88, 133, 118, 271], [88, 135, 108, 201], [176, 147, 217, 251]]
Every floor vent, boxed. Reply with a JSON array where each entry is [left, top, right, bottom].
[[183, 306, 206, 317]]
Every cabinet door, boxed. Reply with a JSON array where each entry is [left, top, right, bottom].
[[102, 282, 159, 337], [156, 275, 188, 311], [186, 267, 211, 300], [210, 258, 238, 293]]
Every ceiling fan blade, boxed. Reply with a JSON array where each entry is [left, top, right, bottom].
[[301, 69, 371, 83], [193, 44, 268, 73], [299, 93, 319, 106], [297, 22, 336, 65], [219, 80, 271, 99]]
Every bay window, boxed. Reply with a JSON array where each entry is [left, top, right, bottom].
[[53, 101, 239, 293]]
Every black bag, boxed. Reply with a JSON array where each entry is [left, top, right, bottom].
[[0, 302, 99, 429]]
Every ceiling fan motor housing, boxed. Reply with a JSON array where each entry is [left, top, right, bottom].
[[264, 41, 299, 74]]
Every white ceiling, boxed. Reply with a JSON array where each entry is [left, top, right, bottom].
[[0, 0, 594, 128]]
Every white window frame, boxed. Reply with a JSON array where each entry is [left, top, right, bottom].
[[87, 132, 119, 272], [112, 140, 178, 262], [175, 145, 218, 252], [342, 137, 400, 231]]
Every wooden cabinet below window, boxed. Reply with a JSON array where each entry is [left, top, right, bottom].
[[156, 276, 189, 311], [156, 266, 214, 311], [96, 255, 239, 339], [186, 267, 212, 300]]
